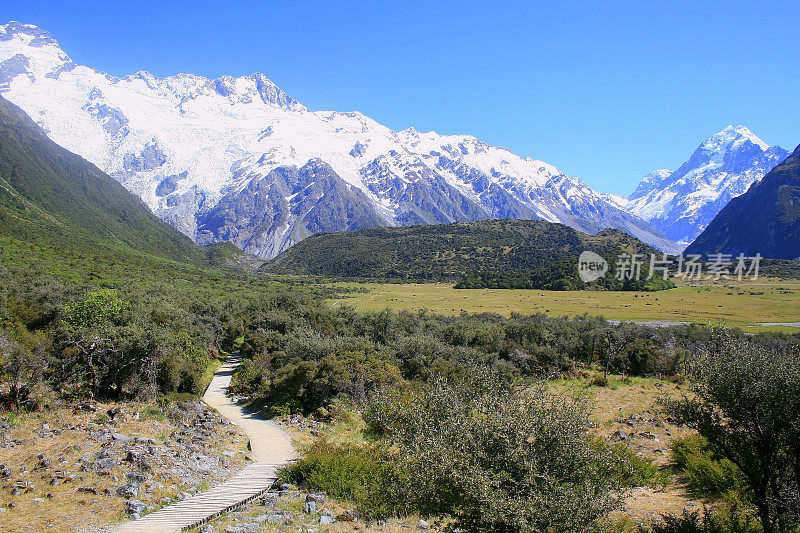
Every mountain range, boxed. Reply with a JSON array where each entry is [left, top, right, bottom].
[[0, 21, 791, 260], [0, 21, 679, 258], [0, 93, 205, 263], [626, 126, 788, 245]]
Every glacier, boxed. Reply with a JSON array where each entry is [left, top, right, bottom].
[[0, 21, 678, 258]]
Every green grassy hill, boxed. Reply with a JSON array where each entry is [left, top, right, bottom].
[[0, 95, 203, 263], [263, 219, 672, 290]]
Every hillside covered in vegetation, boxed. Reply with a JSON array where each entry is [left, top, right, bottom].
[[263, 219, 674, 290]]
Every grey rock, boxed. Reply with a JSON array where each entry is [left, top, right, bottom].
[[126, 472, 147, 482], [306, 493, 326, 506], [611, 429, 629, 440], [261, 491, 279, 507], [93, 457, 117, 471], [116, 482, 139, 498], [125, 499, 146, 515], [111, 432, 133, 443]]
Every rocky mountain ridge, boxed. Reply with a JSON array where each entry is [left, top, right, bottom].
[[0, 21, 678, 258]]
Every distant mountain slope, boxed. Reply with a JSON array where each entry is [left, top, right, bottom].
[[0, 94, 203, 262], [685, 144, 800, 260], [263, 219, 659, 284], [0, 21, 676, 258], [627, 126, 788, 245]]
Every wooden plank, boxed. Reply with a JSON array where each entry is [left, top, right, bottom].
[[109, 462, 278, 532]]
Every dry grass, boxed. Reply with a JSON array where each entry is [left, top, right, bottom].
[[330, 279, 800, 331], [0, 402, 248, 532], [550, 372, 706, 529]]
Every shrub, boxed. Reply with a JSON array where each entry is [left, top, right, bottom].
[[646, 504, 760, 533], [663, 337, 800, 532], [279, 441, 408, 518], [671, 436, 746, 499], [364, 374, 627, 532], [62, 289, 131, 329]]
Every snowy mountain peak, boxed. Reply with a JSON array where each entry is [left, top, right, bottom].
[[0, 21, 678, 258], [628, 126, 788, 246], [700, 124, 770, 153], [628, 169, 672, 201], [0, 21, 60, 48], [0, 22, 73, 84]]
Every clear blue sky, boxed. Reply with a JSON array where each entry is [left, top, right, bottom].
[[2, 0, 798, 195]]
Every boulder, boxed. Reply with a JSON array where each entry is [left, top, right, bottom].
[[125, 499, 146, 515], [306, 493, 326, 506], [116, 482, 139, 499]]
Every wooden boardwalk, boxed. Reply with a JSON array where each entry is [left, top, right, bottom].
[[111, 462, 279, 532]]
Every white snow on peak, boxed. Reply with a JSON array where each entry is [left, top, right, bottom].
[[628, 124, 787, 245], [701, 124, 770, 153], [0, 21, 677, 257]]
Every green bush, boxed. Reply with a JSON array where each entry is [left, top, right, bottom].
[[671, 436, 746, 499], [603, 439, 670, 488], [62, 289, 131, 329], [364, 374, 628, 532], [646, 504, 760, 533], [278, 441, 408, 518], [664, 337, 800, 532]]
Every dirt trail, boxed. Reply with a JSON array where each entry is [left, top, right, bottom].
[[202, 353, 295, 463]]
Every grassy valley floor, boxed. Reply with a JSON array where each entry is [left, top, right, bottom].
[[330, 280, 800, 332]]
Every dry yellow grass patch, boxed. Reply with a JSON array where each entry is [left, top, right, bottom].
[[0, 402, 248, 532]]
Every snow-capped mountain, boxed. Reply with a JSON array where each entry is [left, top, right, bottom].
[[627, 126, 789, 246], [0, 21, 677, 258]]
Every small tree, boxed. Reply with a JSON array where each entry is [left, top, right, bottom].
[[664, 338, 800, 532], [0, 330, 45, 408]]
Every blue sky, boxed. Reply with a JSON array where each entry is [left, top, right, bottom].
[[2, 0, 798, 195]]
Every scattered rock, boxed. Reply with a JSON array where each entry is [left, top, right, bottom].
[[611, 429, 630, 440], [126, 472, 147, 483], [265, 510, 293, 525], [306, 493, 326, 506], [93, 457, 117, 471], [261, 492, 279, 507]]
